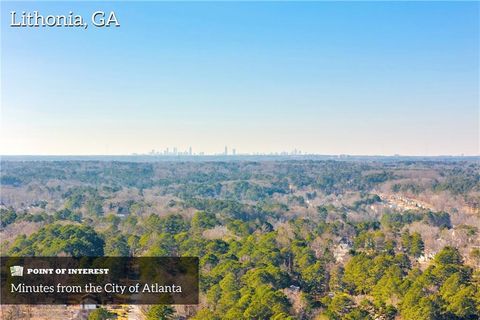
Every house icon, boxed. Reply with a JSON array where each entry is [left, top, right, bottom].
[[10, 266, 24, 277]]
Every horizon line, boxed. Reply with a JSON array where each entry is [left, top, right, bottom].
[[1, 154, 479, 158]]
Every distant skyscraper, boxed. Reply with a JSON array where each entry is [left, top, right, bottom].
[[232, 148, 236, 156], [189, 146, 192, 155], [224, 146, 228, 155]]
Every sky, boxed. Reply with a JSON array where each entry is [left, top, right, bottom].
[[1, 1, 479, 156]]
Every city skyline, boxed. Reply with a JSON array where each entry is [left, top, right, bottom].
[[1, 2, 478, 156], [142, 146, 307, 157]]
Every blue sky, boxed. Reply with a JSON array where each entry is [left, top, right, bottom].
[[1, 1, 478, 155]]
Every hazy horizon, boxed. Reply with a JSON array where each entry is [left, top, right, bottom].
[[1, 1, 479, 156], [1, 153, 479, 159]]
